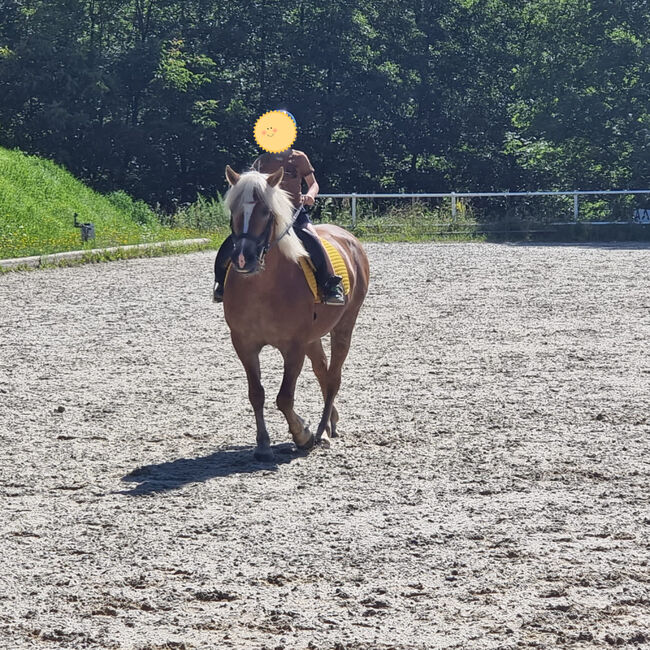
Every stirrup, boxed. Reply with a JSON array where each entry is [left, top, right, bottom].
[[213, 282, 224, 303]]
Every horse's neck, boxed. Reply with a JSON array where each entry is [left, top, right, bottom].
[[263, 239, 290, 275]]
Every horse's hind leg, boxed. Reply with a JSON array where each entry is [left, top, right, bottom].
[[330, 404, 340, 438], [315, 308, 360, 443], [231, 336, 273, 462], [276, 346, 314, 451], [306, 339, 337, 444]]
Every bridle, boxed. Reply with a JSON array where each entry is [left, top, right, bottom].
[[231, 210, 274, 265], [231, 201, 303, 267]]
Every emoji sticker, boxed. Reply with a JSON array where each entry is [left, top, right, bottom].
[[254, 110, 297, 153]]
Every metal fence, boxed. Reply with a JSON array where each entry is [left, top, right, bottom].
[[317, 189, 650, 228]]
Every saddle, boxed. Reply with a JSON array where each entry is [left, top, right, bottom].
[[300, 238, 350, 303]]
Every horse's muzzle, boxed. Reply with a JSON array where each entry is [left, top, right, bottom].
[[232, 260, 261, 275], [231, 241, 262, 274]]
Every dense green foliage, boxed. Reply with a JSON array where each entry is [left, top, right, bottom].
[[0, 0, 648, 210], [0, 146, 199, 257]]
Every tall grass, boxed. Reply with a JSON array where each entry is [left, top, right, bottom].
[[0, 147, 199, 259], [166, 193, 230, 231], [315, 197, 485, 241]]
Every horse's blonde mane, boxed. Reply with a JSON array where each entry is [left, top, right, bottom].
[[224, 170, 307, 263]]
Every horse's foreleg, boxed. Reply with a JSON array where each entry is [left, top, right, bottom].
[[276, 346, 313, 450], [231, 336, 273, 462]]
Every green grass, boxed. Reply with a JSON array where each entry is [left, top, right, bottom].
[[168, 193, 230, 231], [318, 199, 486, 242], [350, 214, 486, 242], [0, 147, 213, 259]]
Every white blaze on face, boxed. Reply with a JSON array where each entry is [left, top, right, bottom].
[[242, 186, 256, 234]]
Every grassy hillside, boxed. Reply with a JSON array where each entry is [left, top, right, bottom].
[[0, 147, 199, 259]]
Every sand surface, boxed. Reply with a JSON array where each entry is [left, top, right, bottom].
[[1, 243, 649, 649]]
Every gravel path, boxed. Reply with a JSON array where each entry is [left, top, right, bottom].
[[1, 243, 649, 649]]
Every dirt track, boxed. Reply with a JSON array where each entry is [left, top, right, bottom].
[[1, 242, 649, 650]]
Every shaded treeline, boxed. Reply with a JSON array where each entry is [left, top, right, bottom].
[[0, 0, 648, 209]]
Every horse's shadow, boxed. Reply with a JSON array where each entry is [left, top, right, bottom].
[[119, 442, 301, 496]]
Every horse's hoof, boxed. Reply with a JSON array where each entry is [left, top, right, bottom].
[[318, 432, 331, 449], [253, 447, 275, 463], [295, 433, 315, 452]]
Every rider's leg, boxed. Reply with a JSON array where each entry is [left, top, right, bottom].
[[213, 234, 235, 302], [293, 220, 345, 305]]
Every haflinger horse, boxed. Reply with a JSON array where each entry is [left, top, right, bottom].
[[221, 164, 370, 462]]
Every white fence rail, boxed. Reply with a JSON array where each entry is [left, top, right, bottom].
[[318, 190, 650, 227]]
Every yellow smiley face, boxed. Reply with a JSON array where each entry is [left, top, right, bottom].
[[254, 111, 297, 153]]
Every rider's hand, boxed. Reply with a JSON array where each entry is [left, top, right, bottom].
[[301, 194, 315, 206]]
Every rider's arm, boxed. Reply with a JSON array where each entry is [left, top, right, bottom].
[[302, 173, 319, 206]]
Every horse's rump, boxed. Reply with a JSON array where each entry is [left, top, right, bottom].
[[313, 224, 368, 298]]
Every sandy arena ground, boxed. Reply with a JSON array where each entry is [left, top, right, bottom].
[[1, 242, 649, 649]]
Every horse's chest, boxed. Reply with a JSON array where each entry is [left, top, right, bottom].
[[224, 293, 313, 346]]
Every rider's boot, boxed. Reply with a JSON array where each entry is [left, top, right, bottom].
[[322, 275, 345, 305], [213, 281, 225, 303]]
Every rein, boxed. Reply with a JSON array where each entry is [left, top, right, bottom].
[[267, 204, 303, 252]]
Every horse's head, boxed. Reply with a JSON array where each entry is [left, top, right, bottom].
[[224, 165, 306, 273]]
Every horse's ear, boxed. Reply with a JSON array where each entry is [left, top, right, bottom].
[[225, 165, 240, 186], [266, 167, 284, 188]]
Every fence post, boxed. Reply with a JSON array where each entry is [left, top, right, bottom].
[[351, 193, 357, 227], [573, 193, 579, 221], [451, 192, 457, 221]]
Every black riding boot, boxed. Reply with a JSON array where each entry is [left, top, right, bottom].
[[294, 225, 345, 305], [213, 235, 235, 302]]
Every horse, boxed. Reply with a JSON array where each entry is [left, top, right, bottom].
[[220, 165, 370, 462]]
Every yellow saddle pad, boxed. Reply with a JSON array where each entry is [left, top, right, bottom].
[[299, 238, 350, 302]]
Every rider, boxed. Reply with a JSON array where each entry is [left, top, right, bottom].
[[212, 147, 345, 306]]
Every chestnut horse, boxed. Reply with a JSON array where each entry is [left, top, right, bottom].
[[221, 165, 370, 462]]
